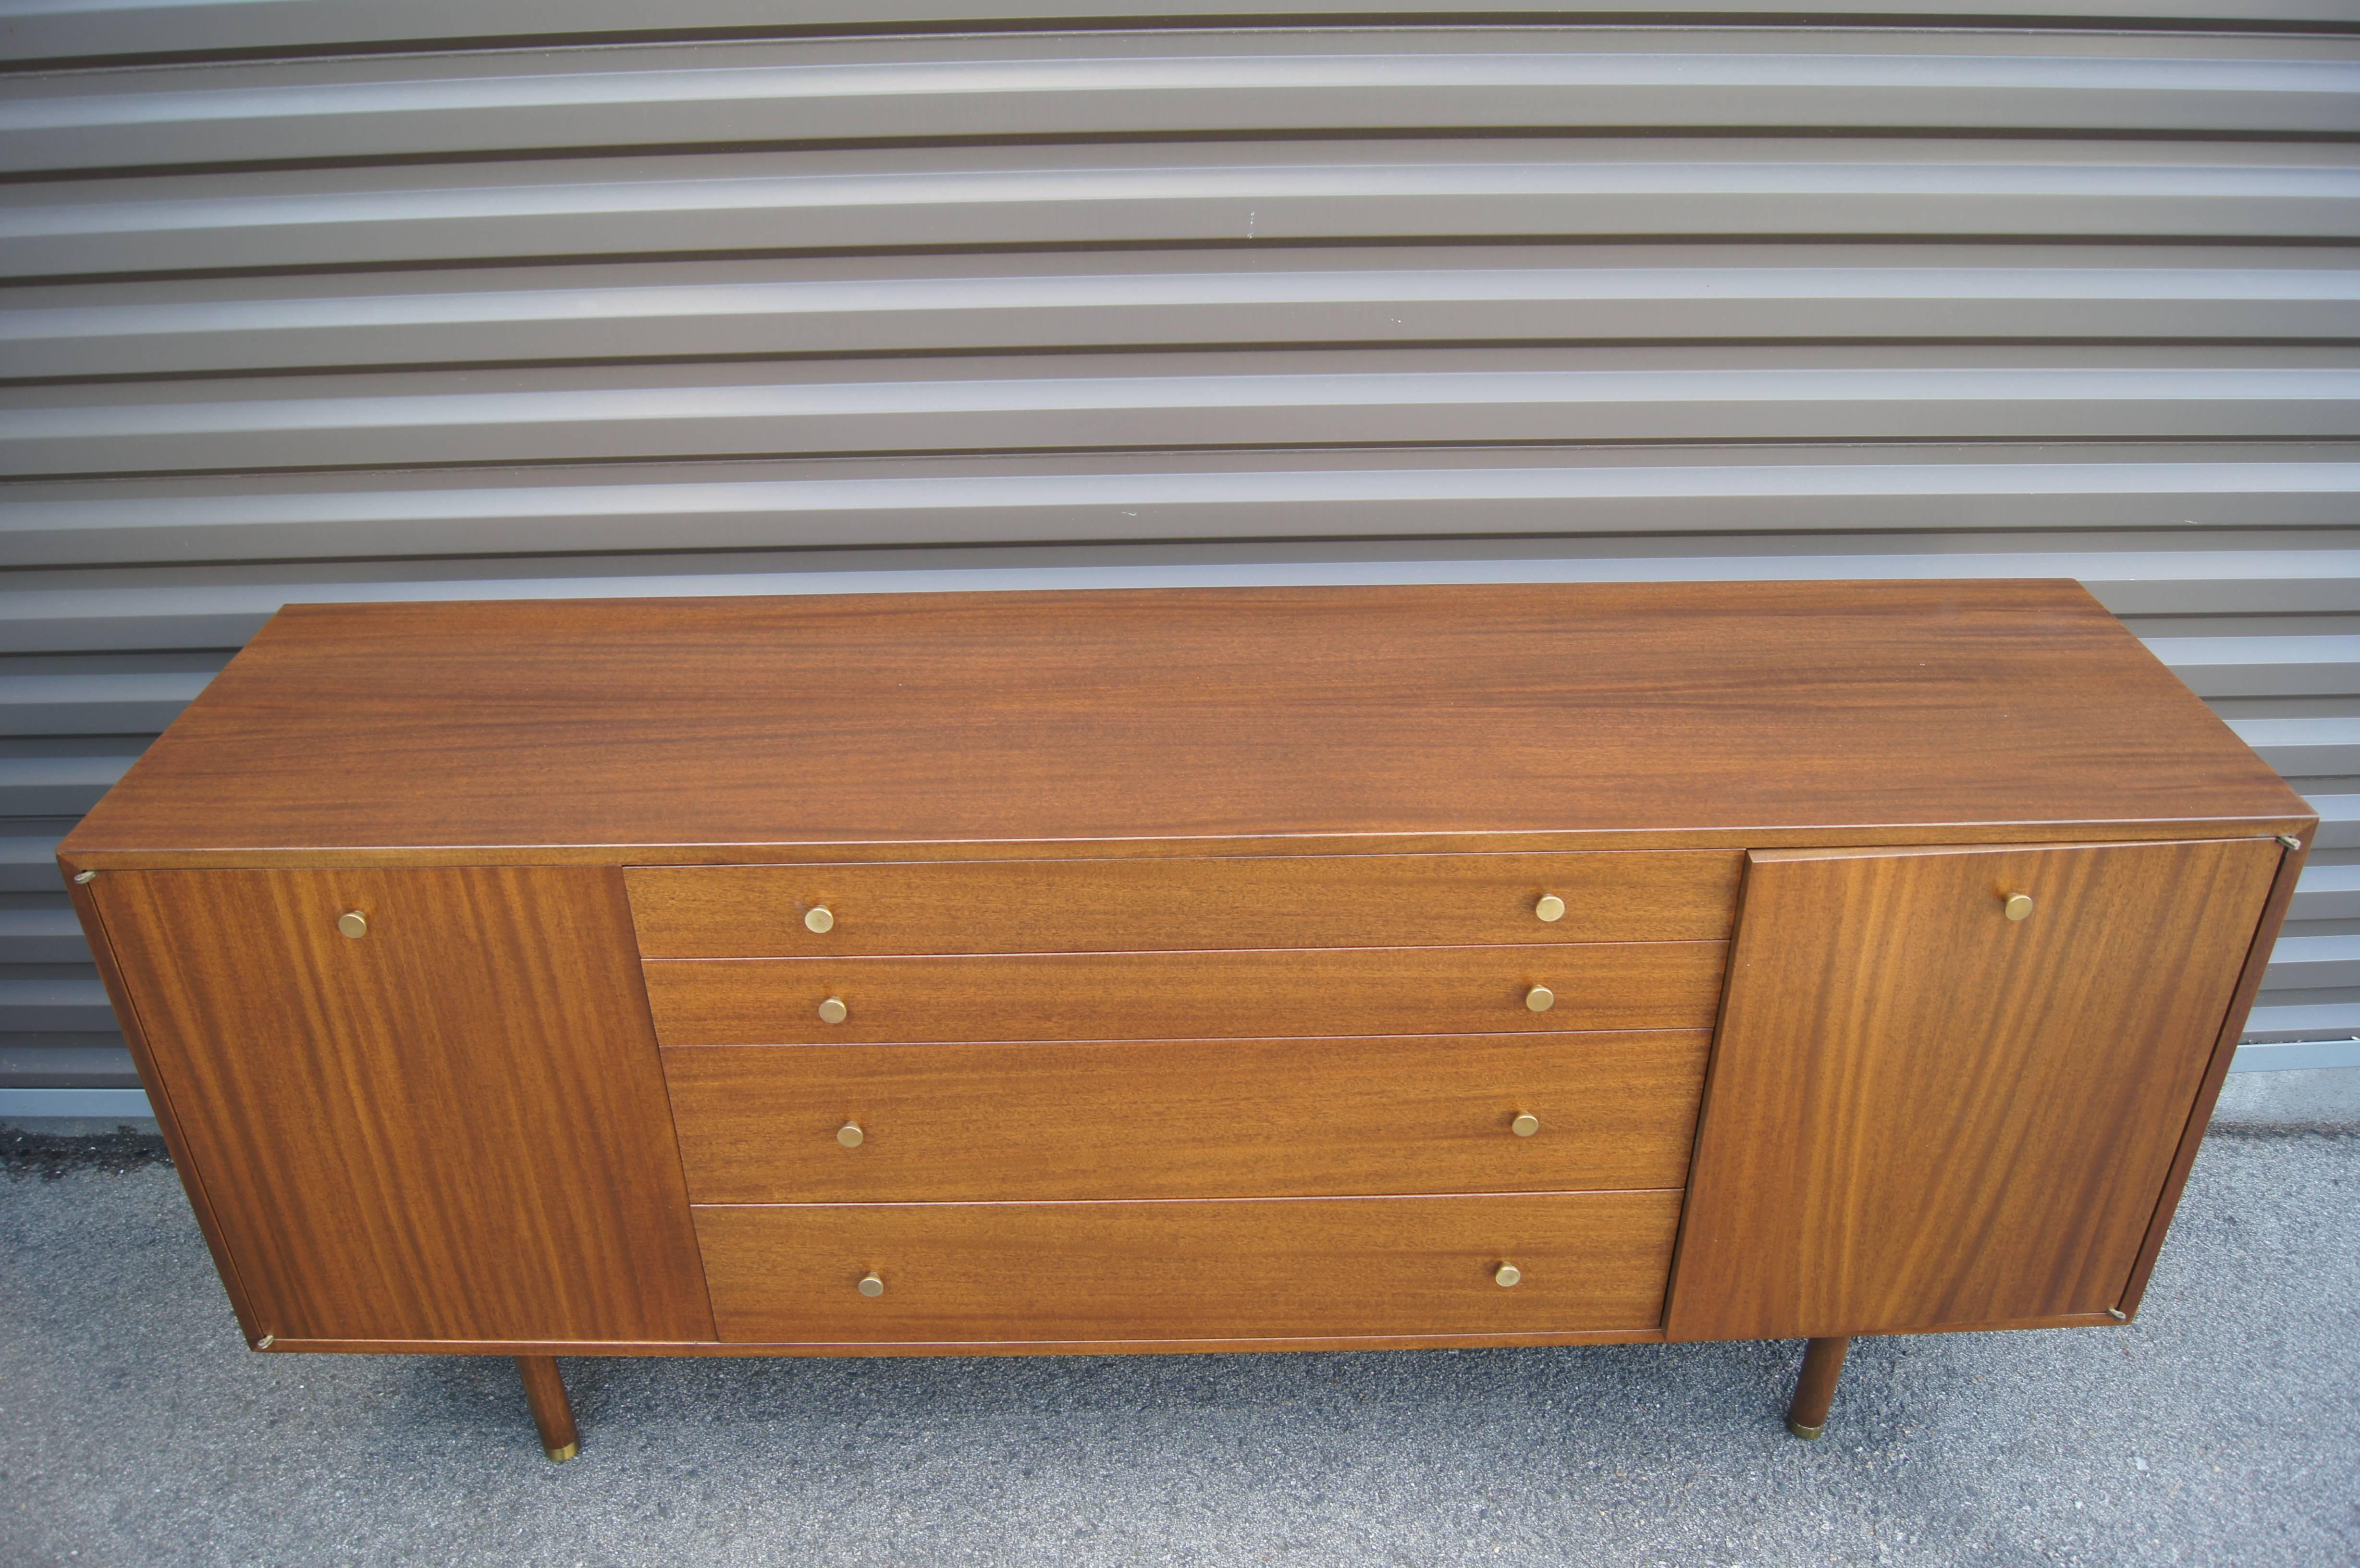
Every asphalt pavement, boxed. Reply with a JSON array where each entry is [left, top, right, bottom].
[[3, 1128, 2354, 1568]]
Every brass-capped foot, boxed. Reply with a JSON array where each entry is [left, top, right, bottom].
[[1785, 1336, 1848, 1443], [516, 1356, 579, 1464]]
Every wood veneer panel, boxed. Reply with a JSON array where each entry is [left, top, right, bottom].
[[252, 1302, 2119, 1358], [626, 850, 1742, 957], [90, 868, 715, 1346], [62, 581, 2306, 861], [262, 1326, 1677, 1356], [2119, 827, 2307, 1319], [65, 871, 260, 1342], [1664, 837, 2280, 1342], [694, 1190, 1683, 1343], [662, 1030, 1710, 1202], [643, 942, 1725, 1045], [58, 821, 2320, 876]]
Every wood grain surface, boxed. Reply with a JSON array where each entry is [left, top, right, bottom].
[[1664, 837, 2281, 1342], [661, 1030, 1710, 1202], [257, 1325, 1680, 1357], [246, 1301, 2123, 1359], [89, 868, 716, 1346], [2118, 826, 2308, 1319], [643, 942, 1726, 1045], [694, 1190, 1684, 1343], [67, 871, 261, 1342], [61, 581, 2308, 865], [625, 850, 1741, 956]]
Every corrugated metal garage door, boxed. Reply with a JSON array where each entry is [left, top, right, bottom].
[[4, 1, 2358, 1110]]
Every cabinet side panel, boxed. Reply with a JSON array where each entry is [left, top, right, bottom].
[[92, 867, 716, 1346], [65, 871, 260, 1341], [2118, 829, 2307, 1318], [1664, 837, 2279, 1342]]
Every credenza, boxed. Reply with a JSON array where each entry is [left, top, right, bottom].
[[60, 581, 2310, 1459]]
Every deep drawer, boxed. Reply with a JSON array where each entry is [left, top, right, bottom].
[[625, 851, 1741, 957], [641, 942, 1727, 1045], [663, 1030, 1710, 1203], [693, 1189, 1684, 1344]]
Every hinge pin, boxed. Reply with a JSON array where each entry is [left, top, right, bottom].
[[71, 870, 96, 884], [2276, 834, 2303, 851]]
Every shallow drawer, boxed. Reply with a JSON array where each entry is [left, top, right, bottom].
[[642, 942, 1727, 1045], [626, 851, 1740, 957], [664, 1030, 1709, 1203], [694, 1189, 1683, 1344]]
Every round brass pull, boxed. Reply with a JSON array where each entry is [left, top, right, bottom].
[[1534, 894, 1566, 923], [1511, 1113, 1540, 1138], [1524, 985, 1555, 1013], [817, 996, 848, 1025], [857, 1273, 885, 1298], [2004, 893, 2034, 921], [837, 1122, 864, 1149], [1494, 1262, 1522, 1288], [805, 905, 835, 934], [336, 911, 368, 940]]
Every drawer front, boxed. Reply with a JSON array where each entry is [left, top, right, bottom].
[[664, 1031, 1709, 1203], [643, 943, 1727, 1045], [626, 851, 1741, 957], [694, 1190, 1683, 1343]]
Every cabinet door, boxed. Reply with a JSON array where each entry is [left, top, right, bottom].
[[90, 868, 714, 1347], [1665, 838, 2280, 1342]]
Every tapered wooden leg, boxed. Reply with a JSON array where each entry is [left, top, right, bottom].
[[516, 1356, 579, 1462], [1785, 1336, 1850, 1440]]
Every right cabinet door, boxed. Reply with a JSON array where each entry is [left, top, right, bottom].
[[1666, 837, 2282, 1342]]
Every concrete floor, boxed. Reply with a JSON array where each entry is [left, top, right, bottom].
[[2, 1131, 2355, 1568]]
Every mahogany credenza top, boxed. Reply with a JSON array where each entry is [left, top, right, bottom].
[[57, 579, 2314, 1452], [59, 578, 2306, 866]]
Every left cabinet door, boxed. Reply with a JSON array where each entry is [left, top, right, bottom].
[[87, 868, 715, 1348]]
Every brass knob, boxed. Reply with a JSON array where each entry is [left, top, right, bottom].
[[1494, 1262, 1522, 1288], [1534, 894, 1565, 923], [805, 906, 835, 934], [1524, 985, 1555, 1013], [1511, 1113, 1539, 1138], [2004, 893, 2034, 921], [837, 1121, 864, 1148], [336, 911, 368, 940], [817, 997, 848, 1025], [857, 1273, 885, 1298]]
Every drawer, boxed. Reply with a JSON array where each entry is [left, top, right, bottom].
[[626, 851, 1741, 957], [693, 1190, 1683, 1343], [642, 942, 1727, 1045], [663, 1031, 1709, 1202]]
